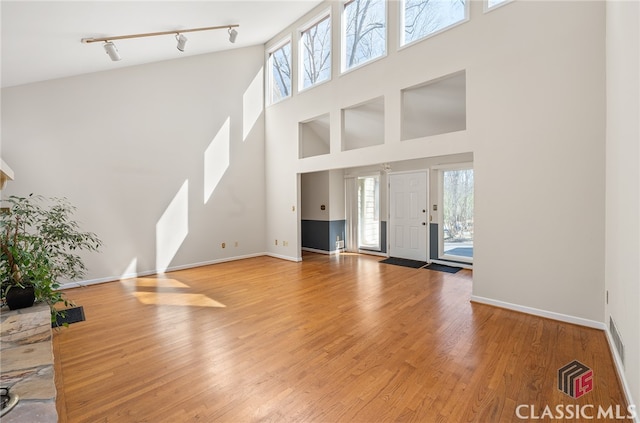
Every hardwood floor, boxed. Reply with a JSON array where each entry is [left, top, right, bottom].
[[53, 252, 630, 422]]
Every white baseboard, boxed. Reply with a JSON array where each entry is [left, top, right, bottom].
[[301, 247, 344, 256], [59, 253, 268, 289], [264, 252, 302, 262], [57, 255, 637, 419], [470, 295, 606, 330], [472, 296, 636, 419]]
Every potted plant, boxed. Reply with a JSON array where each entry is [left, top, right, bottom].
[[0, 194, 101, 322]]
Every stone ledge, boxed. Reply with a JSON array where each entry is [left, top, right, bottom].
[[1, 303, 57, 422]]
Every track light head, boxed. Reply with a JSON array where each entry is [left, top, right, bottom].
[[228, 27, 238, 44], [103, 41, 121, 61], [176, 33, 188, 52]]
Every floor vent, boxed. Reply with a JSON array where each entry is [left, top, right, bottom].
[[609, 316, 625, 367]]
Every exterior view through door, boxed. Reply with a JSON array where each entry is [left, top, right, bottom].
[[389, 172, 428, 262], [439, 166, 473, 264]]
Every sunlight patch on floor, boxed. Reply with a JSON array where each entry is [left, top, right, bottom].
[[120, 277, 190, 289], [133, 292, 226, 308]]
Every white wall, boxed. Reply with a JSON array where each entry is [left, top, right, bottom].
[[328, 169, 345, 221], [301, 171, 329, 221], [264, 1, 606, 325], [1, 46, 266, 285], [605, 0, 640, 407]]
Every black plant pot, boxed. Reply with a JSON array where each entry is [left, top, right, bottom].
[[5, 285, 36, 310]]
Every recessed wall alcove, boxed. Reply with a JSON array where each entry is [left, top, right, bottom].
[[401, 71, 466, 141], [341, 96, 385, 151], [299, 113, 330, 159]]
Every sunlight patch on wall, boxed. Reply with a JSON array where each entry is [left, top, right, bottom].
[[204, 117, 230, 203], [156, 180, 189, 273], [243, 67, 264, 141], [120, 257, 138, 280], [133, 292, 226, 308]]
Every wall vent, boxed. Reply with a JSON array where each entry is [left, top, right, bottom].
[[609, 316, 625, 367]]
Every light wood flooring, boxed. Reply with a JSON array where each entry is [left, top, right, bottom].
[[53, 252, 630, 422]]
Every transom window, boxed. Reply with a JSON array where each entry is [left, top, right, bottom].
[[267, 40, 292, 105], [300, 12, 332, 91], [401, 0, 467, 46], [343, 0, 386, 72]]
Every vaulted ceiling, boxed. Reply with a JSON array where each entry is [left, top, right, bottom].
[[1, 1, 322, 88]]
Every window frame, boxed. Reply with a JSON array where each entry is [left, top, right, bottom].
[[484, 0, 513, 13], [266, 36, 293, 106], [399, 0, 470, 50], [298, 9, 333, 92], [341, 0, 388, 74]]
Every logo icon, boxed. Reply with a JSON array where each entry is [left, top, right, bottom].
[[558, 360, 593, 398]]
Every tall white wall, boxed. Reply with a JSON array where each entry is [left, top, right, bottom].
[[265, 0, 606, 324], [1, 46, 266, 285], [605, 0, 640, 407]]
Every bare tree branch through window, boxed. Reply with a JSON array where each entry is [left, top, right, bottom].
[[344, 0, 386, 70]]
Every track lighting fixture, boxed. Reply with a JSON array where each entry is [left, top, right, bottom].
[[103, 41, 121, 61], [82, 24, 239, 61], [176, 33, 188, 52], [228, 27, 238, 43]]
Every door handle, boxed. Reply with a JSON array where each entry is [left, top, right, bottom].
[[422, 222, 426, 226]]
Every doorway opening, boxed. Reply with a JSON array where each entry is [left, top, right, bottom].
[[439, 166, 473, 263]]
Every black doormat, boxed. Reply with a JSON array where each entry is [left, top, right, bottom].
[[423, 263, 462, 274], [52, 306, 85, 328], [380, 257, 428, 269]]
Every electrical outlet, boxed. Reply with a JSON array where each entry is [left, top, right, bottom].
[[275, 239, 278, 246], [283, 241, 288, 247], [222, 242, 226, 248], [235, 241, 238, 247]]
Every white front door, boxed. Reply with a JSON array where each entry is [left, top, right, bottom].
[[389, 172, 428, 261]]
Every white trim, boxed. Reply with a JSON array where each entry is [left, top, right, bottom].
[[441, 253, 473, 264], [341, 0, 388, 74], [301, 246, 343, 255], [298, 8, 333, 93], [435, 163, 474, 264], [265, 252, 302, 262], [266, 36, 293, 107], [387, 168, 429, 176], [58, 253, 268, 289], [398, 0, 470, 50], [358, 249, 387, 257], [484, 0, 514, 14], [60, 252, 308, 289], [470, 295, 606, 330], [605, 328, 639, 422], [430, 258, 472, 270]]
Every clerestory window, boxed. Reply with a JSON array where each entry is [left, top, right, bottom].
[[401, 0, 468, 47], [300, 12, 332, 91], [343, 0, 386, 72]]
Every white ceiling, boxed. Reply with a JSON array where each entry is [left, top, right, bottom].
[[0, 0, 323, 88]]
